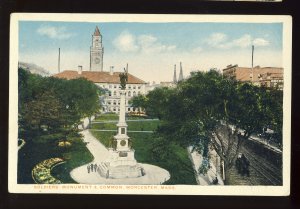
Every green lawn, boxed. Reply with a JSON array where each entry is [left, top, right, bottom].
[[94, 113, 119, 121], [94, 113, 155, 122], [90, 120, 197, 185], [50, 137, 94, 183], [18, 134, 93, 184], [91, 120, 160, 131]]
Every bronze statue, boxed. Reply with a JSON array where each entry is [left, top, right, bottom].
[[119, 68, 128, 90]]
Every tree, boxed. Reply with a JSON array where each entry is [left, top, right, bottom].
[[129, 94, 147, 115], [18, 68, 101, 142], [62, 78, 101, 128], [131, 87, 174, 119], [140, 69, 283, 184]]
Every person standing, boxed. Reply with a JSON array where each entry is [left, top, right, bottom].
[[90, 164, 94, 172], [94, 164, 98, 172]]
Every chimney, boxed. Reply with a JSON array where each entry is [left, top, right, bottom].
[[58, 48, 61, 73], [110, 66, 114, 75], [173, 64, 177, 83], [78, 65, 82, 74], [178, 62, 183, 81]]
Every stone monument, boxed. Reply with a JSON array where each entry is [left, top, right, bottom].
[[98, 69, 145, 179]]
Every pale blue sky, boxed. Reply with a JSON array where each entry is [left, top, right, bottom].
[[19, 21, 283, 82]]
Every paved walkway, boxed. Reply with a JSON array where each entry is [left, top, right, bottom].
[[78, 116, 95, 130], [92, 119, 159, 124], [188, 147, 224, 185], [90, 129, 154, 133], [70, 130, 170, 185]]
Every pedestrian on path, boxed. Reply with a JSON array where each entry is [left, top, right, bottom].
[[87, 165, 90, 173], [90, 164, 94, 172], [94, 164, 98, 172], [240, 154, 250, 177]]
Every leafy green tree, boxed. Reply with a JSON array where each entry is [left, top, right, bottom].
[[129, 94, 147, 114], [131, 87, 174, 119], [140, 69, 283, 184], [18, 68, 101, 142]]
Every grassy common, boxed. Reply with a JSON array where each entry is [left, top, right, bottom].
[[18, 134, 93, 184], [91, 120, 160, 131], [90, 113, 197, 185], [50, 136, 94, 183]]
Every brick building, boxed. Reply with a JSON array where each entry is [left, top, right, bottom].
[[222, 64, 283, 90]]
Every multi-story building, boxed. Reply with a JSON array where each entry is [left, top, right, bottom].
[[53, 26, 147, 114], [222, 64, 283, 90], [54, 67, 147, 113]]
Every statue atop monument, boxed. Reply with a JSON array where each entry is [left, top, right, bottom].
[[119, 68, 128, 90]]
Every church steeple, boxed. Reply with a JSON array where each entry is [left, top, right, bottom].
[[178, 62, 183, 81], [173, 64, 177, 83]]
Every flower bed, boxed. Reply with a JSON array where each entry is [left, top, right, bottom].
[[32, 158, 65, 184]]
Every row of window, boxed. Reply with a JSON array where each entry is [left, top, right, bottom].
[[108, 91, 140, 97], [103, 107, 142, 112], [105, 100, 121, 105], [100, 84, 142, 90]]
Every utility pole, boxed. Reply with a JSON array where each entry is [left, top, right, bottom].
[[58, 48, 61, 73], [251, 45, 254, 82]]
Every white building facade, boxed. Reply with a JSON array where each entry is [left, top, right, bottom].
[[54, 70, 147, 114], [96, 81, 147, 113], [54, 26, 147, 114]]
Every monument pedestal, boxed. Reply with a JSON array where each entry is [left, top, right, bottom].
[[98, 90, 145, 179]]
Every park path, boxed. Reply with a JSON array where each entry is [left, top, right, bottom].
[[70, 130, 170, 184], [92, 118, 159, 124], [90, 129, 154, 133], [81, 129, 110, 162], [188, 147, 224, 185]]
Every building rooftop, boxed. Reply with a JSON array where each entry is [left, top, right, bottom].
[[53, 70, 146, 84], [223, 65, 283, 71]]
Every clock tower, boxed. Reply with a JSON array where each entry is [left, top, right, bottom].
[[90, 26, 104, 71]]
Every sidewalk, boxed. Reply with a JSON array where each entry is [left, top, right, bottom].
[[78, 116, 95, 130], [70, 130, 170, 184], [249, 135, 282, 154], [92, 118, 159, 124], [188, 147, 224, 185]]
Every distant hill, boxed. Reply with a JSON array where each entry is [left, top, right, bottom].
[[18, 62, 50, 77]]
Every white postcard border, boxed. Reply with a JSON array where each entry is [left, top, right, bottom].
[[9, 13, 292, 195]]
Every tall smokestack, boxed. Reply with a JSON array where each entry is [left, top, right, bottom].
[[178, 62, 183, 81], [58, 48, 61, 73], [173, 64, 177, 83], [251, 45, 254, 82], [78, 65, 82, 74], [126, 63, 128, 74], [110, 66, 114, 75]]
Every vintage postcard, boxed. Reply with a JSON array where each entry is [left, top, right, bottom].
[[9, 13, 291, 195], [206, 0, 282, 1]]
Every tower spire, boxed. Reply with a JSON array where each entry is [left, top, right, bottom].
[[173, 64, 177, 83], [94, 26, 100, 36], [178, 62, 183, 81]]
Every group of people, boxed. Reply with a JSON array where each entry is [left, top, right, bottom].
[[87, 163, 99, 173], [235, 153, 250, 177]]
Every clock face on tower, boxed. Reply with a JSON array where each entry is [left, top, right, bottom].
[[120, 140, 126, 146], [94, 57, 100, 64]]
